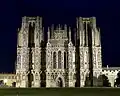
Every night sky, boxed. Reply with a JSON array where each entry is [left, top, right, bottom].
[[0, 0, 120, 73]]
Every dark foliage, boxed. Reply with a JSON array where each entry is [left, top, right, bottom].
[[0, 80, 4, 86], [114, 71, 120, 87], [97, 74, 111, 87], [12, 82, 16, 87], [85, 76, 98, 87]]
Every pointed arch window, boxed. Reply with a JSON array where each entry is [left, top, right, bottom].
[[58, 51, 62, 69], [17, 54, 21, 64], [64, 52, 67, 69], [17, 54, 21, 69], [53, 52, 56, 69], [36, 32, 39, 39]]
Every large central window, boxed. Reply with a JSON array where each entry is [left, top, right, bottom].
[[58, 51, 62, 69]]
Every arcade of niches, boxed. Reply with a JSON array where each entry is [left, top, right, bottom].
[[0, 16, 119, 88]]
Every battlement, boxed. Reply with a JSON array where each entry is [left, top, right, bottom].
[[102, 67, 120, 73], [22, 16, 42, 22], [102, 65, 120, 72], [77, 17, 96, 22]]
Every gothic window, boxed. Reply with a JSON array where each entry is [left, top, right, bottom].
[[17, 54, 21, 69], [81, 72, 84, 80], [36, 32, 39, 39], [58, 51, 62, 69], [32, 51, 34, 63], [12, 76, 14, 79], [64, 52, 67, 69], [97, 51, 101, 65], [53, 52, 56, 69], [17, 54, 21, 64]]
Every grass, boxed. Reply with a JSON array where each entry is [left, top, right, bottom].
[[0, 87, 120, 96]]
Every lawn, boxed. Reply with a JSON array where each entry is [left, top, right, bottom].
[[0, 87, 120, 96]]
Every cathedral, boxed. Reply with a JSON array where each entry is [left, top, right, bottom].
[[15, 16, 102, 88], [9, 16, 119, 88]]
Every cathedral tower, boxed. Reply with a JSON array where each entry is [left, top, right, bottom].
[[76, 17, 102, 87], [16, 16, 43, 87]]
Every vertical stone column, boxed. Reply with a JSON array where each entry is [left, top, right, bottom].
[[56, 51, 58, 69], [17, 28, 22, 47], [80, 71, 85, 87], [51, 51, 53, 69], [81, 47, 89, 87], [79, 17, 84, 47], [68, 48, 75, 87], [80, 47, 84, 87], [92, 29, 95, 46], [94, 28, 101, 47], [32, 47, 41, 87], [64, 24, 67, 39], [97, 28, 101, 46], [91, 17, 102, 86], [20, 72, 27, 87], [85, 22, 88, 46], [18, 16, 29, 87], [48, 27, 50, 41], [61, 51, 64, 69], [33, 72, 40, 87], [18, 47, 29, 88]]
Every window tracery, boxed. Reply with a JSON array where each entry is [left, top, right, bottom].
[[53, 52, 56, 69], [17, 54, 21, 69], [64, 52, 67, 69], [58, 51, 62, 69]]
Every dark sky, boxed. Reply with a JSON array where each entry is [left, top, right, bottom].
[[0, 0, 120, 73]]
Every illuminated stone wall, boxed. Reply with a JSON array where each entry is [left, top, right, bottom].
[[0, 73, 16, 87]]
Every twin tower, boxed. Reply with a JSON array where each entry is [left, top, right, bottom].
[[16, 16, 102, 87]]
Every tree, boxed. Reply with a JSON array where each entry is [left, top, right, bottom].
[[102, 75, 111, 87], [12, 82, 16, 87], [0, 80, 4, 86], [97, 74, 111, 87], [85, 76, 91, 87], [0, 80, 9, 88], [114, 71, 120, 87], [85, 76, 98, 87]]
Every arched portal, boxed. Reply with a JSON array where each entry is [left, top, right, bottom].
[[57, 77, 63, 87], [28, 73, 33, 87]]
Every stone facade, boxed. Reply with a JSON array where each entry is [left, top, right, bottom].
[[0, 73, 16, 87], [3, 16, 118, 88]]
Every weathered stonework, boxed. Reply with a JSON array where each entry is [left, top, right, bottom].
[[12, 16, 119, 88]]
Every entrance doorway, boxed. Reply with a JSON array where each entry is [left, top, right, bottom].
[[57, 77, 63, 87]]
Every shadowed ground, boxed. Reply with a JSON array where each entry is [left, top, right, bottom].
[[1, 88, 120, 96]]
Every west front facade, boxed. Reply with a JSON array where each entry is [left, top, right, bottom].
[[0, 16, 118, 88], [15, 16, 103, 88]]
